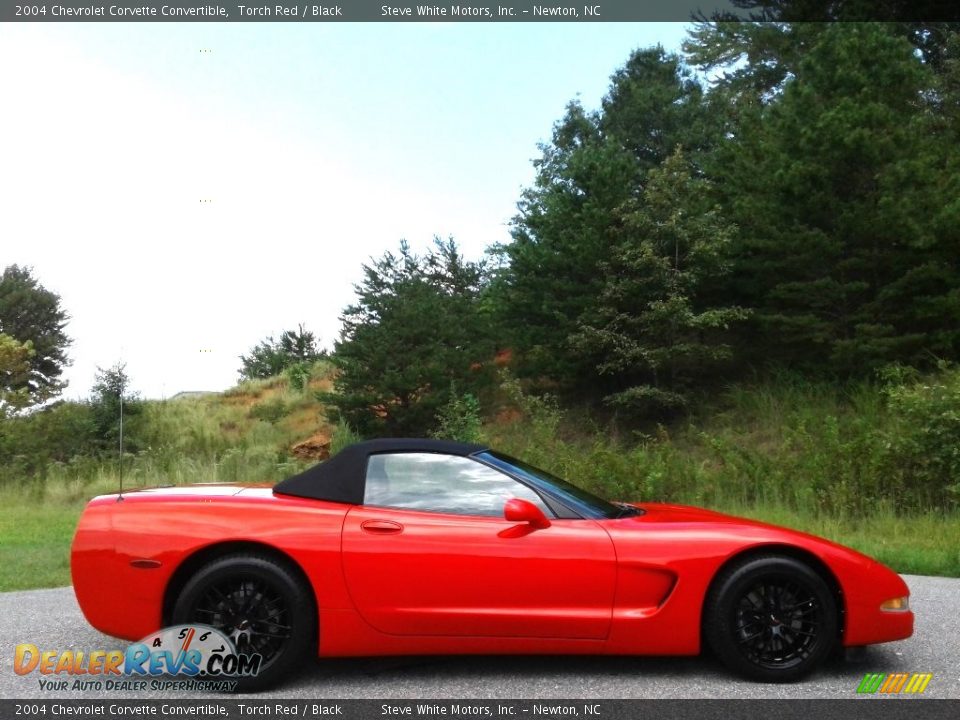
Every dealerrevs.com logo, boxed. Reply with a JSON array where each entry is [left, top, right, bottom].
[[13, 624, 262, 692]]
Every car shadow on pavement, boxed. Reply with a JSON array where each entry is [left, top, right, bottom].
[[277, 644, 907, 695]]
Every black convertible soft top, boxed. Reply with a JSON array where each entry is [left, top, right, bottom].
[[272, 438, 488, 504]]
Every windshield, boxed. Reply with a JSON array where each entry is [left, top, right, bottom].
[[477, 451, 641, 519]]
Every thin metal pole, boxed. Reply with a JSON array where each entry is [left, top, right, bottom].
[[118, 377, 124, 500]]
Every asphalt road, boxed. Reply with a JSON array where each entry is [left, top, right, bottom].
[[0, 575, 957, 700]]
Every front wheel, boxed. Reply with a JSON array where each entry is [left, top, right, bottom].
[[703, 554, 838, 682], [171, 553, 315, 692]]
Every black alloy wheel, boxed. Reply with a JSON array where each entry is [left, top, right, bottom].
[[171, 553, 314, 692], [704, 554, 838, 682]]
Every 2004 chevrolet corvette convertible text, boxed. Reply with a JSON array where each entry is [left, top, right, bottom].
[[71, 438, 913, 691]]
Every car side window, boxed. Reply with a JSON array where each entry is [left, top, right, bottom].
[[364, 452, 553, 518]]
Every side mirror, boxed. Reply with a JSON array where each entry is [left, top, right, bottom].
[[504, 498, 551, 529]]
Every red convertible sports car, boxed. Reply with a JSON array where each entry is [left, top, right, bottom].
[[72, 438, 913, 690]]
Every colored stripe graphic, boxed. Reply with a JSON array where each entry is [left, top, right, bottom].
[[857, 672, 932, 694], [880, 673, 908, 693], [903, 673, 933, 694], [857, 673, 885, 693]]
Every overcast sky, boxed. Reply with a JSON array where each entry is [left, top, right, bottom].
[[0, 22, 689, 399]]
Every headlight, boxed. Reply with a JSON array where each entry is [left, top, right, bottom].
[[880, 596, 910, 612]]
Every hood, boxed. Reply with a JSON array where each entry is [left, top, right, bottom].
[[625, 501, 883, 568], [630, 502, 741, 523]]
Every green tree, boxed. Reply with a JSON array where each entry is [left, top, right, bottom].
[[239, 324, 324, 380], [492, 47, 722, 392], [572, 149, 748, 415], [0, 334, 34, 416], [685, 13, 958, 103], [0, 265, 70, 409], [709, 23, 954, 371], [324, 238, 493, 437], [913, 30, 960, 361], [90, 363, 144, 453]]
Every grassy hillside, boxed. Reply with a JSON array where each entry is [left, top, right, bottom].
[[1, 364, 958, 591], [0, 364, 343, 591], [484, 372, 960, 578]]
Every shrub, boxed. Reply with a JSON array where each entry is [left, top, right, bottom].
[[497, 371, 562, 447], [217, 446, 293, 483], [329, 419, 362, 455], [248, 398, 289, 425], [0, 401, 97, 484], [285, 362, 311, 393], [880, 366, 960, 508], [432, 390, 483, 444]]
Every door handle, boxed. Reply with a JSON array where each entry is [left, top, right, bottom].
[[361, 519, 404, 535]]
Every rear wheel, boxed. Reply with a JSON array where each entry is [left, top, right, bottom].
[[171, 553, 314, 692], [703, 554, 838, 682]]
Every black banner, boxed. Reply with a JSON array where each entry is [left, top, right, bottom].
[[2, 1, 960, 23], [0, 700, 958, 720]]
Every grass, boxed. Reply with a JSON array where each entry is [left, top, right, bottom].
[[0, 500, 81, 591]]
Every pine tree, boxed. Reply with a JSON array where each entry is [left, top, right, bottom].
[[493, 47, 719, 392], [711, 23, 946, 371], [324, 239, 493, 437], [572, 149, 748, 415]]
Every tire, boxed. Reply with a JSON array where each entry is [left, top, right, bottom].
[[703, 554, 838, 683], [171, 553, 315, 692]]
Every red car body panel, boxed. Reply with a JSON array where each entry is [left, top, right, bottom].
[[342, 505, 617, 639], [71, 485, 913, 658]]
